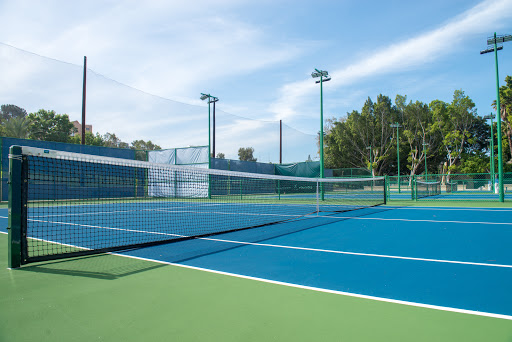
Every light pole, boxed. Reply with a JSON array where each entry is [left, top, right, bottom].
[[422, 142, 429, 181], [480, 33, 511, 202], [200, 93, 218, 168], [483, 114, 496, 187], [311, 69, 331, 200], [366, 146, 373, 176], [390, 123, 402, 193]]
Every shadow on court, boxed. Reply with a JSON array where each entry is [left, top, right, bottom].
[[133, 206, 396, 264], [17, 253, 167, 280]]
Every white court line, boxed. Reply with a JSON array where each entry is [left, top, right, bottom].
[[29, 209, 302, 219], [114, 252, 512, 321], [388, 206, 512, 212], [3, 218, 511, 320], [196, 236, 512, 269], [305, 215, 512, 226], [20, 217, 512, 269], [2, 227, 509, 321]]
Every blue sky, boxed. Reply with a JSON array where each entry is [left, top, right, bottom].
[[0, 0, 511, 163]]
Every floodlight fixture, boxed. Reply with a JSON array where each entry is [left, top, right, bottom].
[[487, 34, 512, 45], [315, 76, 331, 83], [480, 46, 503, 54], [200, 92, 219, 176], [311, 69, 329, 78]]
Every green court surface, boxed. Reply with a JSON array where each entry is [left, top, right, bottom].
[[1, 233, 511, 342]]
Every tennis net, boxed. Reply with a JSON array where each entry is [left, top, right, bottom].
[[8, 146, 386, 267], [414, 180, 441, 200], [445, 181, 458, 193]]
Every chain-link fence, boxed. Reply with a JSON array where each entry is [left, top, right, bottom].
[[386, 172, 512, 202]]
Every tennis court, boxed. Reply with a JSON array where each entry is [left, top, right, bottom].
[[2, 147, 512, 341]]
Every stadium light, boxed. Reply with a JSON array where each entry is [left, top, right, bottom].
[[312, 68, 330, 201], [390, 123, 402, 193], [483, 114, 496, 186], [480, 32, 510, 202], [315, 76, 331, 84], [200, 93, 219, 168]]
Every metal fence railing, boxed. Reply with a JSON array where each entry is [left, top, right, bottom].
[[386, 172, 512, 202]]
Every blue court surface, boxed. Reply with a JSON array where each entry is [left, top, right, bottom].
[[388, 190, 505, 201], [2, 205, 511, 319], [119, 205, 512, 319]]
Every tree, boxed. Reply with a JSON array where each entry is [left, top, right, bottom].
[[216, 152, 225, 159], [324, 95, 398, 176], [458, 151, 490, 174], [0, 104, 27, 122], [69, 132, 107, 146], [28, 109, 76, 143], [3, 116, 32, 139], [131, 139, 161, 151], [102, 132, 126, 148], [431, 90, 478, 175], [238, 147, 257, 161], [396, 95, 440, 177]]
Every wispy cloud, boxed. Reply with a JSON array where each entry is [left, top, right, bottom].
[[270, 0, 512, 121], [0, 1, 310, 98]]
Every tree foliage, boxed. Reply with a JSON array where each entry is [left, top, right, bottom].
[[325, 95, 399, 176], [325, 89, 486, 175], [69, 132, 108, 146], [131, 139, 161, 151], [3, 116, 32, 139], [238, 147, 257, 162], [0, 104, 163, 153], [493, 75, 512, 162], [0, 104, 27, 122], [397, 95, 441, 177], [28, 109, 76, 143], [431, 90, 478, 174]]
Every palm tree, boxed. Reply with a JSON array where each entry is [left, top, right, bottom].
[[3, 116, 32, 139]]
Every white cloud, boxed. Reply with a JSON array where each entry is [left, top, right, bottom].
[[0, 0, 318, 161], [270, 0, 512, 121], [0, 1, 309, 98]]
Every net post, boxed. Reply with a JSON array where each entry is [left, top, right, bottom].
[[383, 176, 387, 205], [0, 137, 3, 202], [8, 146, 23, 269]]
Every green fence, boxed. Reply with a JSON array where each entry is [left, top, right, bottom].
[[386, 172, 512, 202]]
